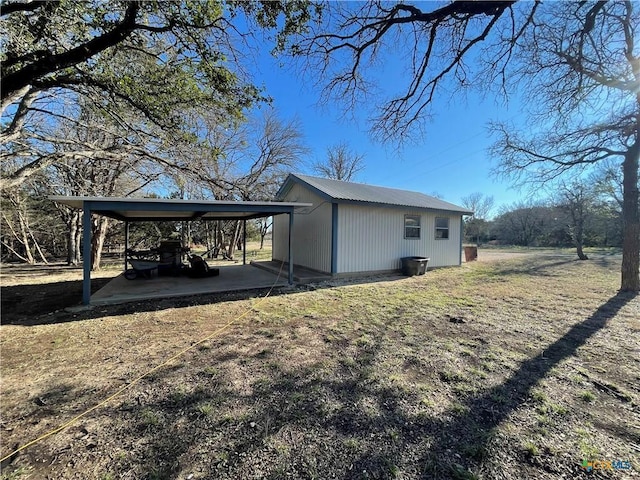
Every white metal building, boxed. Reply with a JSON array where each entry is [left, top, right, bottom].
[[273, 174, 473, 275]]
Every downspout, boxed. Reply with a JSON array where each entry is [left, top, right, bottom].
[[124, 220, 129, 272], [459, 216, 464, 266], [288, 211, 293, 284]]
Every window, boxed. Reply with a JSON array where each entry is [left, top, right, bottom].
[[435, 217, 449, 239], [404, 215, 421, 239]]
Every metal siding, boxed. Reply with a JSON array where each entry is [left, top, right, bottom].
[[337, 205, 462, 273], [426, 213, 462, 268], [331, 203, 338, 274], [272, 183, 332, 272]]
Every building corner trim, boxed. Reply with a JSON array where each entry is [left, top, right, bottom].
[[331, 203, 338, 274]]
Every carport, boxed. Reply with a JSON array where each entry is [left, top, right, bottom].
[[49, 196, 312, 305]]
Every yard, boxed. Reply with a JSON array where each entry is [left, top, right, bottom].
[[0, 251, 638, 479]]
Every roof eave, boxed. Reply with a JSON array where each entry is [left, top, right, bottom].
[[49, 196, 313, 221], [328, 198, 472, 215], [277, 174, 335, 202]]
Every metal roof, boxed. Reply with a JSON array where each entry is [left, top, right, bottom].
[[49, 195, 307, 305], [49, 196, 312, 222], [278, 174, 473, 214]]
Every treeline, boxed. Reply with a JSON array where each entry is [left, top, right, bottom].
[[1, 1, 311, 269], [0, 108, 305, 268], [464, 163, 631, 259], [471, 201, 621, 248], [1, 64, 306, 267], [1, 193, 272, 268]]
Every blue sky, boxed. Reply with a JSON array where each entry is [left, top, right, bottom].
[[248, 43, 530, 218]]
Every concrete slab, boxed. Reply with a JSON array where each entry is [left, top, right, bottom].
[[250, 260, 331, 283], [91, 264, 288, 306]]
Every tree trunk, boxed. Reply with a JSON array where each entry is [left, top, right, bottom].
[[91, 215, 109, 271], [73, 216, 82, 265], [67, 211, 82, 265], [67, 212, 78, 265], [216, 221, 224, 255], [1, 239, 29, 262], [259, 218, 271, 249], [576, 244, 589, 261], [29, 229, 49, 264], [620, 135, 639, 291], [16, 204, 35, 264], [573, 222, 589, 260], [570, 212, 588, 261], [205, 221, 215, 259], [227, 221, 241, 260], [2, 198, 33, 263], [180, 221, 191, 250]]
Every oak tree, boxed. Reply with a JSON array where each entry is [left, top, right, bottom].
[[312, 142, 365, 181], [461, 192, 495, 246], [295, 1, 639, 290], [1, 0, 316, 190]]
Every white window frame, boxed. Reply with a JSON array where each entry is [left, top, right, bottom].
[[404, 214, 421, 239], [435, 217, 449, 240]]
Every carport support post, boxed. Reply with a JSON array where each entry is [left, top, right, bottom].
[[288, 211, 293, 285], [82, 204, 92, 305], [124, 220, 129, 272]]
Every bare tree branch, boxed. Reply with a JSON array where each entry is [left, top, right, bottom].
[[312, 142, 365, 181]]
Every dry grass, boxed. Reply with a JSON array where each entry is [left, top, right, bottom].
[[1, 252, 639, 479], [191, 241, 273, 266]]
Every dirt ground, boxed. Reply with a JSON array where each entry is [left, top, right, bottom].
[[1, 250, 638, 479]]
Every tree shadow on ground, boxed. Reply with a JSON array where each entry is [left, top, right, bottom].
[[0, 282, 313, 326], [1, 278, 113, 325], [423, 291, 638, 477], [3, 292, 635, 479], [130, 292, 636, 479], [0, 272, 407, 327], [2, 254, 618, 327], [589, 255, 622, 268], [483, 257, 579, 278]]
